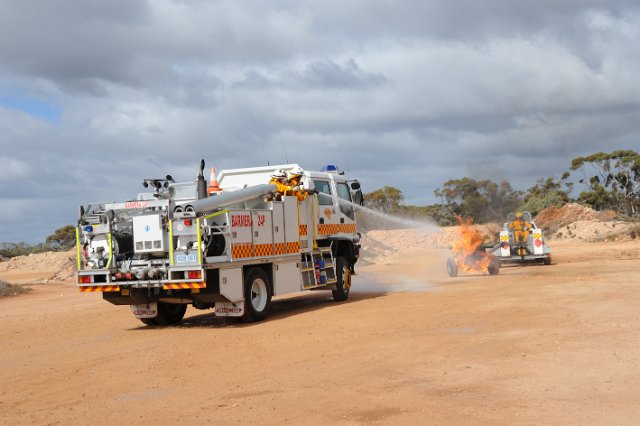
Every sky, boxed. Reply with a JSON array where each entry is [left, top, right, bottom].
[[1, 0, 639, 244]]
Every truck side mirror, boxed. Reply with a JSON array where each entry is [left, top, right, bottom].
[[350, 181, 361, 190], [353, 190, 364, 206]]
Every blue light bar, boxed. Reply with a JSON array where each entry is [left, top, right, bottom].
[[84, 225, 93, 233], [321, 164, 338, 173]]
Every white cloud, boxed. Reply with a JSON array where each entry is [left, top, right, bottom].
[[1, 1, 640, 243]]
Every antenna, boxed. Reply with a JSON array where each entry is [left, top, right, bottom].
[[283, 144, 289, 164]]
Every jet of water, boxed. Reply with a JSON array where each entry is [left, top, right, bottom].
[[314, 192, 441, 294], [316, 191, 439, 234]]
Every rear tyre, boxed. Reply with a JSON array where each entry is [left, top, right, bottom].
[[140, 302, 187, 326], [488, 257, 500, 275], [140, 318, 157, 326], [332, 256, 351, 301], [447, 257, 458, 277], [543, 256, 552, 265], [241, 267, 272, 323]]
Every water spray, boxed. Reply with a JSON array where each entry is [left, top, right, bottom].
[[316, 192, 440, 234]]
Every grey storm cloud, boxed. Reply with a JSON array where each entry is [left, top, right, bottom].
[[237, 59, 386, 90], [1, 0, 640, 243]]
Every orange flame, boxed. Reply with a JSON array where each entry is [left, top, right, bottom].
[[452, 220, 492, 273]]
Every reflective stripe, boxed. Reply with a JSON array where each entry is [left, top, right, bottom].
[[106, 233, 113, 269], [232, 243, 253, 258], [169, 219, 174, 266], [75, 227, 81, 270], [79, 285, 120, 293], [203, 209, 229, 220], [254, 243, 273, 257], [311, 197, 318, 249], [163, 282, 206, 290], [317, 223, 357, 235], [196, 218, 202, 264]]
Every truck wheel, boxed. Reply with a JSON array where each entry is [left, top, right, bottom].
[[447, 257, 458, 277], [488, 258, 500, 275], [241, 267, 272, 322], [332, 256, 351, 301], [140, 302, 187, 326], [544, 256, 552, 265]]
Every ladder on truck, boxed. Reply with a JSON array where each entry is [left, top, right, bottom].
[[300, 247, 337, 289]]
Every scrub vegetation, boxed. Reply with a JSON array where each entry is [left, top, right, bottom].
[[0, 280, 30, 297], [364, 150, 639, 227]]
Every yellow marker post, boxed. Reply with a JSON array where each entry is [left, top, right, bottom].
[[311, 197, 318, 249], [169, 219, 174, 266], [75, 227, 82, 270], [106, 233, 113, 269], [196, 218, 203, 265]]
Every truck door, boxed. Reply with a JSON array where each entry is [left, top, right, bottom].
[[313, 178, 340, 237], [335, 181, 356, 234]]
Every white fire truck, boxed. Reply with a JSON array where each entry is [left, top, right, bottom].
[[75, 161, 363, 325]]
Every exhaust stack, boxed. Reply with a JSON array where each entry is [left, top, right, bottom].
[[196, 159, 208, 200]]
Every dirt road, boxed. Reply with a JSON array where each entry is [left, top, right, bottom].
[[2, 240, 640, 425]]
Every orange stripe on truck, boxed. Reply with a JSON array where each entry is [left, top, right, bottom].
[[79, 285, 120, 293], [317, 223, 356, 235], [162, 282, 206, 290]]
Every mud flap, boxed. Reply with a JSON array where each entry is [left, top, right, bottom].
[[499, 231, 511, 257], [130, 302, 158, 319], [214, 301, 245, 317]]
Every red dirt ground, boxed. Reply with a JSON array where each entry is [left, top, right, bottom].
[[2, 237, 640, 425]]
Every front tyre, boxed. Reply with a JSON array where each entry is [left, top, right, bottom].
[[447, 256, 458, 277], [241, 267, 272, 323], [488, 257, 500, 275], [332, 256, 351, 301]]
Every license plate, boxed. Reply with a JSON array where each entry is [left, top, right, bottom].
[[175, 253, 197, 264], [130, 302, 158, 319]]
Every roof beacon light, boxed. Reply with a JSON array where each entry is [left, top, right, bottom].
[[321, 164, 338, 173], [84, 225, 93, 233]]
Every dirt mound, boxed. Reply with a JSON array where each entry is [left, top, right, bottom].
[[0, 249, 76, 282], [535, 203, 616, 232], [552, 220, 638, 242], [532, 203, 639, 242]]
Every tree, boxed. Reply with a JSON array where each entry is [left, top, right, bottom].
[[405, 204, 457, 227], [364, 186, 404, 214], [0, 242, 31, 258], [521, 174, 573, 216], [45, 225, 77, 251], [570, 150, 640, 216], [434, 178, 523, 223]]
